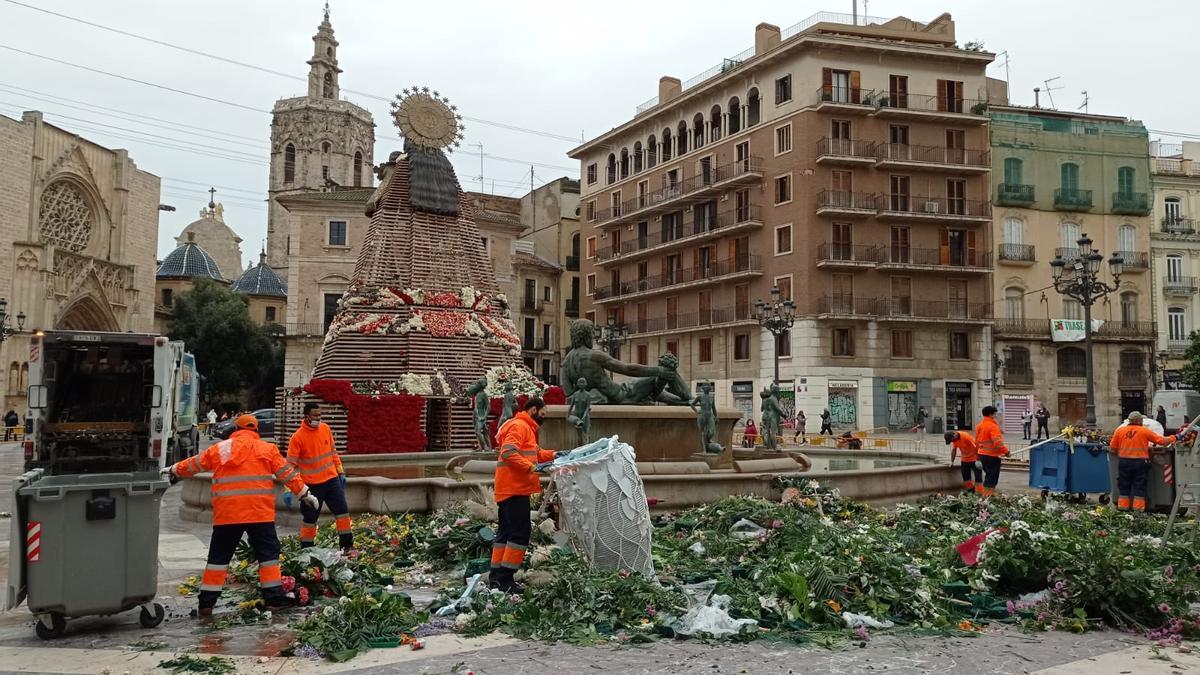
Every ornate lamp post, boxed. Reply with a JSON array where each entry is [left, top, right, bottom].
[[1050, 234, 1123, 427], [754, 286, 796, 385], [595, 315, 628, 358], [0, 298, 26, 343]]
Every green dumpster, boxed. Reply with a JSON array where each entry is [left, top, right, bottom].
[[5, 469, 170, 639]]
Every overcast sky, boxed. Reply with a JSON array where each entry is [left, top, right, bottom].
[[1, 0, 1195, 263]]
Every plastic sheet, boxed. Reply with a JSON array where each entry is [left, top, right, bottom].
[[666, 581, 758, 638], [433, 573, 483, 617], [842, 611, 894, 629]]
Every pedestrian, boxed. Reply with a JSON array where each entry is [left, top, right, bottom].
[[206, 408, 217, 438], [492, 398, 561, 593], [835, 431, 862, 450], [974, 405, 1009, 497], [946, 430, 982, 494], [1034, 404, 1050, 440], [288, 402, 352, 552], [913, 406, 928, 436], [3, 409, 17, 442], [1109, 411, 1178, 512], [820, 409, 833, 435], [165, 414, 317, 615], [792, 410, 807, 444], [743, 419, 758, 448], [1156, 405, 1168, 430]]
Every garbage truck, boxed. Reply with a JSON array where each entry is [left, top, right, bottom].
[[23, 330, 198, 474]]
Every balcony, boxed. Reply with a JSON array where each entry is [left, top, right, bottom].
[[1112, 192, 1151, 215], [815, 137, 878, 166], [521, 296, 544, 314], [1003, 367, 1034, 387], [1168, 339, 1191, 356], [815, 243, 877, 269], [627, 306, 756, 337], [877, 195, 991, 223], [996, 183, 1035, 206], [521, 338, 555, 353], [1161, 217, 1197, 235], [594, 158, 764, 227], [1118, 369, 1149, 389], [994, 318, 1156, 342], [875, 299, 991, 322], [872, 93, 989, 124], [874, 247, 992, 273], [1053, 188, 1093, 212], [998, 243, 1036, 265], [813, 86, 878, 115], [993, 318, 1045, 337], [565, 298, 579, 318], [594, 206, 763, 266], [873, 143, 990, 173], [1164, 276, 1200, 296], [592, 255, 763, 302], [816, 295, 877, 318], [1054, 247, 1082, 262], [816, 190, 878, 218], [565, 255, 579, 271], [1114, 250, 1149, 270]]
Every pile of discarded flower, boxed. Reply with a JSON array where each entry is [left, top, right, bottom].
[[187, 481, 1200, 658]]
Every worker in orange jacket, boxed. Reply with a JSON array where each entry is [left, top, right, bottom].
[[1109, 411, 1177, 511], [167, 414, 318, 615], [974, 405, 1009, 497], [946, 430, 982, 493], [287, 402, 352, 551], [491, 397, 560, 593]]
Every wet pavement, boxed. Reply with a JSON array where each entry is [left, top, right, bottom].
[[0, 444, 1185, 674]]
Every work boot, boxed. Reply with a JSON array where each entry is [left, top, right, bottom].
[[262, 591, 296, 612], [197, 606, 214, 617]]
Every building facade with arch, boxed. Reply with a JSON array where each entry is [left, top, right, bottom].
[[990, 105, 1155, 431], [0, 110, 160, 412]]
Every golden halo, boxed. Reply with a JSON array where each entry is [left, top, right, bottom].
[[390, 87, 465, 152]]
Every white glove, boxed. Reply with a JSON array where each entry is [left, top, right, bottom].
[[974, 461, 983, 470], [160, 466, 177, 484], [299, 488, 319, 510]]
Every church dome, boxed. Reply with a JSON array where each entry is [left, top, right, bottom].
[[157, 233, 225, 281], [232, 253, 287, 297]]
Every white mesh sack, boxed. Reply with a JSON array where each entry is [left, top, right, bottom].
[[549, 435, 655, 578]]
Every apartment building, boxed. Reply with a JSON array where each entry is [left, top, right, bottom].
[[1151, 141, 1200, 385], [991, 106, 1155, 431], [571, 12, 994, 429]]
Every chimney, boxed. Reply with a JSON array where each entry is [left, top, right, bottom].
[[658, 77, 682, 104], [755, 23, 781, 55]]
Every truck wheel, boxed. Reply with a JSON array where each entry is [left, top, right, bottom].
[[139, 603, 165, 628], [34, 613, 66, 639]]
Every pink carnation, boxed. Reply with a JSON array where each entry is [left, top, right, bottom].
[[281, 576, 296, 593], [298, 587, 310, 605]]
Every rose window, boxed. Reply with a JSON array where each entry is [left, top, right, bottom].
[[39, 181, 93, 253]]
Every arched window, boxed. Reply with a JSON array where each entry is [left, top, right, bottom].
[[1062, 298, 1082, 320], [321, 141, 331, 154], [1118, 166, 1136, 195], [709, 105, 722, 142], [322, 72, 334, 99], [677, 121, 688, 154], [728, 97, 741, 134], [1004, 216, 1023, 244], [647, 135, 658, 168], [7, 362, 17, 395], [1057, 347, 1086, 378], [353, 151, 363, 187], [1059, 221, 1081, 259], [1008, 346, 1031, 372], [283, 143, 296, 183], [1003, 157, 1023, 185], [619, 148, 630, 179], [746, 88, 761, 127], [633, 142, 643, 173], [1004, 287, 1025, 320], [571, 232, 580, 259], [1117, 224, 1136, 257], [605, 153, 616, 184], [1167, 253, 1184, 282], [1060, 162, 1079, 190], [1120, 291, 1137, 326], [1169, 307, 1188, 342], [661, 128, 673, 161], [1166, 197, 1184, 227], [692, 113, 704, 149]]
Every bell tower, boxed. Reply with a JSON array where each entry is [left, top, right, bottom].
[[265, 4, 375, 270]]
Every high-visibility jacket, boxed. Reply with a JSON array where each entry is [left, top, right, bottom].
[[951, 430, 979, 462], [975, 416, 1009, 458], [287, 421, 343, 484], [494, 411, 555, 503], [173, 429, 306, 525], [1110, 425, 1176, 459]]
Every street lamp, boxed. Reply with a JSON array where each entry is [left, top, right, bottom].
[[0, 298, 26, 343], [1049, 234, 1123, 427], [595, 315, 628, 358], [754, 286, 796, 385]]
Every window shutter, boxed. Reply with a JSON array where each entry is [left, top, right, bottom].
[[692, 248, 699, 275], [939, 229, 950, 265], [936, 80, 948, 112], [850, 70, 861, 103], [967, 230, 977, 266], [661, 257, 667, 279], [821, 67, 833, 98], [954, 81, 965, 109]]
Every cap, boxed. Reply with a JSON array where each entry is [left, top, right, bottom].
[[1128, 411, 1143, 421], [944, 431, 957, 445], [235, 414, 259, 430]]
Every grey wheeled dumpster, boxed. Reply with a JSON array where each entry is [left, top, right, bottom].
[[5, 469, 170, 639]]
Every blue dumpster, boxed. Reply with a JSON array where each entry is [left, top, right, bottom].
[[1029, 441, 1069, 492], [1029, 441, 1111, 498]]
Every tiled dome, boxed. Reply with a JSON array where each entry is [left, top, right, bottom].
[[232, 253, 287, 297], [156, 233, 224, 281]]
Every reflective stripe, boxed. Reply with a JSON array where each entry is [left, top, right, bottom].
[[205, 564, 227, 572], [333, 513, 350, 519], [260, 580, 282, 588], [212, 488, 276, 498], [500, 561, 521, 569], [299, 462, 335, 475], [276, 467, 298, 480], [505, 543, 527, 552], [199, 584, 224, 591], [212, 474, 274, 484], [297, 451, 336, 464], [260, 560, 280, 568]]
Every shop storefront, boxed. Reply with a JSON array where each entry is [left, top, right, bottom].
[[731, 381, 754, 422], [945, 381, 973, 431], [886, 380, 918, 430], [828, 380, 858, 430]]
